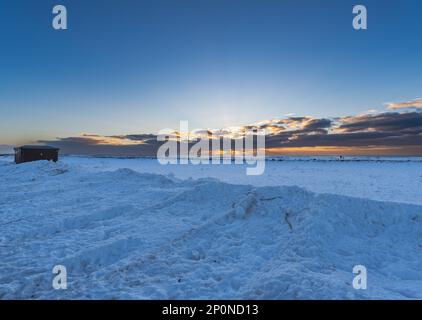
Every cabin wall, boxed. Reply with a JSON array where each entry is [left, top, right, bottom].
[[14, 150, 22, 164], [16, 150, 58, 164]]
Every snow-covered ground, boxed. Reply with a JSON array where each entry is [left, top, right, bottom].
[[0, 155, 421, 299], [63, 155, 422, 205]]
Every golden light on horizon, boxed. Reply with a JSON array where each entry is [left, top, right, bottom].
[[79, 134, 143, 146], [266, 146, 412, 156]]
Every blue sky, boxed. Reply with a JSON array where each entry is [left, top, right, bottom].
[[1, 0, 422, 152]]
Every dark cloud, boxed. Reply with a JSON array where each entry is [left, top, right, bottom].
[[266, 131, 422, 148], [338, 112, 422, 133], [116, 134, 157, 142], [39, 136, 163, 157], [303, 118, 332, 131], [286, 117, 308, 122]]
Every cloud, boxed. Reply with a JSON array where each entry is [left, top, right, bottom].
[[387, 98, 422, 110], [39, 135, 163, 157], [337, 112, 422, 133], [37, 108, 422, 156], [302, 118, 332, 131], [113, 134, 157, 143], [264, 111, 422, 153]]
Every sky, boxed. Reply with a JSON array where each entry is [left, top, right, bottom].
[[1, 0, 422, 155]]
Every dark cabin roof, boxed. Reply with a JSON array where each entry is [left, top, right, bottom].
[[14, 145, 59, 151]]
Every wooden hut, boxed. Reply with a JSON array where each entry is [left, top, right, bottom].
[[14, 145, 59, 164]]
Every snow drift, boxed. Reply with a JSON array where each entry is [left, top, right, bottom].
[[0, 159, 421, 299]]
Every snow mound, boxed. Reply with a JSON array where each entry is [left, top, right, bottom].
[[0, 162, 421, 299]]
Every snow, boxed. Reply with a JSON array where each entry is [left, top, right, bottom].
[[0, 155, 421, 299], [59, 155, 422, 205]]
